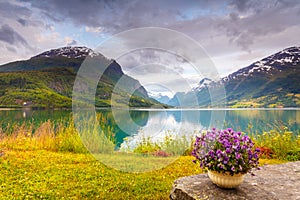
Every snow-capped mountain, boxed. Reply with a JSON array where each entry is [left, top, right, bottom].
[[222, 46, 300, 82], [192, 78, 214, 92], [148, 92, 171, 104], [169, 46, 300, 108], [0, 46, 164, 108], [32, 46, 101, 59], [0, 46, 106, 72]]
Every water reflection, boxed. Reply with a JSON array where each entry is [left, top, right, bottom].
[[0, 108, 299, 148], [101, 109, 149, 146], [117, 109, 299, 149]]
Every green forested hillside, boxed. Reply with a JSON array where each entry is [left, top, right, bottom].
[[0, 68, 74, 108], [0, 47, 164, 108], [0, 67, 162, 108]]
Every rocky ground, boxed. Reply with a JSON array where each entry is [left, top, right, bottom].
[[170, 161, 300, 200]]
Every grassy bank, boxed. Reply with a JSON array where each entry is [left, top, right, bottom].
[[0, 149, 286, 199], [0, 120, 298, 199], [0, 150, 203, 199]]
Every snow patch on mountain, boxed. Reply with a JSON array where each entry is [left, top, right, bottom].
[[221, 46, 300, 81], [32, 46, 101, 59], [148, 91, 171, 104], [192, 78, 213, 92], [190, 46, 300, 94]]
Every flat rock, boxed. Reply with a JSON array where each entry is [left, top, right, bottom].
[[170, 161, 300, 200]]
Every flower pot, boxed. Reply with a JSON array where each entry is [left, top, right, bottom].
[[207, 170, 245, 189]]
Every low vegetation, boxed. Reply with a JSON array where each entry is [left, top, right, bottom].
[[0, 150, 204, 199], [0, 118, 298, 199], [251, 129, 300, 161], [228, 93, 300, 108], [0, 68, 164, 108]]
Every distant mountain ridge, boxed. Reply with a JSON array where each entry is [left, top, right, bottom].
[[148, 92, 171, 105], [169, 46, 300, 108], [0, 46, 163, 108]]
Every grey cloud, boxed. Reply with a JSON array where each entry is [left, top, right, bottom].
[[215, 0, 300, 51], [229, 0, 248, 12], [15, 0, 300, 53], [17, 18, 43, 27], [0, 2, 40, 28], [25, 0, 213, 33], [0, 24, 30, 48], [17, 18, 28, 26], [117, 48, 187, 76], [135, 64, 171, 75], [0, 2, 32, 19], [27, 0, 116, 28], [0, 2, 45, 30], [6, 46, 17, 53], [41, 11, 62, 23], [128, 70, 195, 93]]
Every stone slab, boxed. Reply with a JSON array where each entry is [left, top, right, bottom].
[[170, 161, 300, 200]]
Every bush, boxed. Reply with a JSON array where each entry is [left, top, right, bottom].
[[133, 137, 160, 154]]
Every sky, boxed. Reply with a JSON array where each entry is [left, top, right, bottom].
[[0, 0, 300, 97]]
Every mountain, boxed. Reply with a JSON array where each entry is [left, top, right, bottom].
[[0, 46, 92, 72], [0, 46, 163, 108], [192, 78, 213, 91], [169, 46, 300, 108], [148, 92, 171, 105]]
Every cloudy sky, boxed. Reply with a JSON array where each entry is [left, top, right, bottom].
[[1, 0, 299, 96]]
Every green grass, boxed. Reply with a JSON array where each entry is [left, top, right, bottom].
[[0, 149, 287, 200], [94, 153, 179, 173], [0, 150, 203, 199]]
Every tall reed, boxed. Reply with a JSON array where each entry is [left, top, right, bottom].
[[0, 114, 116, 154]]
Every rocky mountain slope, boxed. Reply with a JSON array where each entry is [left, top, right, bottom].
[[169, 46, 300, 108], [0, 46, 163, 108]]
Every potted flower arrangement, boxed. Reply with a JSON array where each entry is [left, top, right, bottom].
[[192, 128, 260, 188]]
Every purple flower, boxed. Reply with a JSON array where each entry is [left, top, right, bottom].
[[226, 148, 231, 154], [192, 128, 260, 175], [223, 156, 229, 164]]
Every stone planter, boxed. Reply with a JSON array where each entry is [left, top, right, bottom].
[[207, 170, 245, 189]]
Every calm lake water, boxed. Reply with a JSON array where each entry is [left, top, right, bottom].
[[1, 108, 299, 148]]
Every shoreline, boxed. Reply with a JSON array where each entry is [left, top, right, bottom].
[[1, 107, 300, 111]]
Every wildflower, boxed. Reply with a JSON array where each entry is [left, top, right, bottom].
[[192, 128, 260, 175]]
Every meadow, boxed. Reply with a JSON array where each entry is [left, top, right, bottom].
[[0, 117, 299, 199]]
